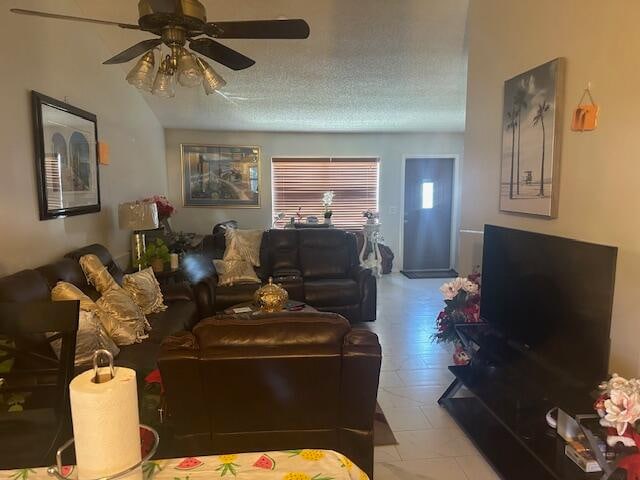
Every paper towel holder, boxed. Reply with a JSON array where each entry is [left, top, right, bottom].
[[92, 349, 115, 384], [47, 424, 159, 480]]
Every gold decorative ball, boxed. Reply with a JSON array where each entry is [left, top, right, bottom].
[[254, 277, 289, 312]]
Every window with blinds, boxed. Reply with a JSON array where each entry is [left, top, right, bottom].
[[272, 157, 380, 229]]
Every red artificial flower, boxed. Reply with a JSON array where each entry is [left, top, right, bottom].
[[144, 195, 175, 220]]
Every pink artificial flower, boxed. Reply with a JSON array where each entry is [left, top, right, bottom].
[[604, 389, 640, 435]]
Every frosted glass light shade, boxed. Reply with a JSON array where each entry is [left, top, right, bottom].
[[177, 50, 203, 87], [126, 51, 155, 92], [197, 57, 226, 94], [152, 59, 176, 98]]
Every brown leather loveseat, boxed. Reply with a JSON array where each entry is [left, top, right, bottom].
[[183, 228, 377, 324], [158, 312, 381, 478]]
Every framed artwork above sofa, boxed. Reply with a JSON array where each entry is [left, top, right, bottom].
[[31, 91, 101, 220], [181, 143, 261, 208]]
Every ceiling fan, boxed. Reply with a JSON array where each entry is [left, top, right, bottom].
[[11, 0, 310, 97]]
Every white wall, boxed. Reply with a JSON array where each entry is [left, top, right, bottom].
[[461, 0, 640, 375], [165, 129, 464, 270], [0, 1, 167, 274]]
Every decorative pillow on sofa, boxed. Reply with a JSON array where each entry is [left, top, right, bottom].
[[223, 228, 263, 267], [51, 280, 98, 312], [79, 254, 119, 294], [50, 281, 120, 365], [48, 309, 120, 366], [123, 267, 167, 315], [96, 288, 149, 345], [213, 259, 261, 286]]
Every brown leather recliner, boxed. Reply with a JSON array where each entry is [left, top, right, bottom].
[[183, 228, 377, 324], [158, 313, 381, 478]]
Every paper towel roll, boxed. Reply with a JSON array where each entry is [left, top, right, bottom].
[[69, 366, 142, 480]]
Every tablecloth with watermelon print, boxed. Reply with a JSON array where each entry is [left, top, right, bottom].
[[0, 449, 368, 480]]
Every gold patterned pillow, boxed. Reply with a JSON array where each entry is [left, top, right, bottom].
[[96, 288, 149, 345], [79, 254, 118, 294], [214, 259, 260, 286], [51, 281, 98, 312], [122, 267, 167, 315], [223, 228, 264, 267]]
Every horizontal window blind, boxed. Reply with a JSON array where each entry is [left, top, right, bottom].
[[272, 157, 379, 228]]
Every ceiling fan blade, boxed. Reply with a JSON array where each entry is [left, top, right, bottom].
[[103, 39, 162, 65], [10, 8, 140, 30], [189, 38, 255, 71], [206, 19, 310, 39]]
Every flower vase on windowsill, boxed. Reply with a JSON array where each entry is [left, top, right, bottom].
[[324, 212, 332, 225]]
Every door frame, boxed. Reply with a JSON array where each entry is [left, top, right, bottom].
[[398, 154, 460, 272]]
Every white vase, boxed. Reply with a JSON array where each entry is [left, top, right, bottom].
[[324, 217, 332, 225]]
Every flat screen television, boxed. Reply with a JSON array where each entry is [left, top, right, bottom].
[[480, 225, 617, 387]]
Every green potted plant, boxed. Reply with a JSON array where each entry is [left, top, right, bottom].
[[138, 238, 170, 273]]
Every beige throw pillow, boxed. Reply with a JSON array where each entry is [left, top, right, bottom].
[[79, 254, 118, 294], [123, 267, 167, 315], [51, 281, 98, 313], [50, 282, 120, 365], [96, 288, 149, 345], [214, 259, 260, 286], [223, 228, 263, 267]]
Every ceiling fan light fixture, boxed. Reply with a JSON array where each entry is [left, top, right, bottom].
[[126, 50, 156, 91], [197, 57, 226, 94], [177, 49, 203, 88], [152, 56, 176, 98]]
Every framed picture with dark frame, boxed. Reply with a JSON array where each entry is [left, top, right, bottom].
[[32, 91, 101, 220], [181, 143, 261, 208], [499, 58, 564, 218]]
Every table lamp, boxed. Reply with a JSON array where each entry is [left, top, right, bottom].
[[118, 201, 159, 268]]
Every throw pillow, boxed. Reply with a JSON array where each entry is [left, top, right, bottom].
[[47, 310, 120, 367], [223, 228, 263, 267], [96, 288, 149, 345], [122, 267, 167, 315], [51, 281, 98, 312], [214, 259, 261, 286], [79, 254, 119, 294]]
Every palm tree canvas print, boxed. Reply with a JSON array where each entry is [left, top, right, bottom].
[[500, 58, 565, 217]]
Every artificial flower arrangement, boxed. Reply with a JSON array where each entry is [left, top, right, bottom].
[[143, 195, 176, 234], [433, 274, 481, 365], [362, 210, 379, 224], [323, 191, 334, 219], [595, 374, 640, 478], [145, 195, 175, 220], [596, 375, 640, 446]]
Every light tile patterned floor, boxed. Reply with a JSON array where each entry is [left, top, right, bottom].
[[367, 274, 499, 480]]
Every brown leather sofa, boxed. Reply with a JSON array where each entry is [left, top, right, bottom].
[[183, 228, 377, 324], [0, 244, 198, 376], [157, 312, 381, 478]]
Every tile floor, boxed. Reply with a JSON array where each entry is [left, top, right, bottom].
[[367, 274, 499, 480]]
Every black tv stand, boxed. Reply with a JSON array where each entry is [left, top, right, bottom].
[[439, 363, 599, 480]]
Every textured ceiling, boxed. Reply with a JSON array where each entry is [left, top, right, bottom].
[[72, 0, 468, 132]]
